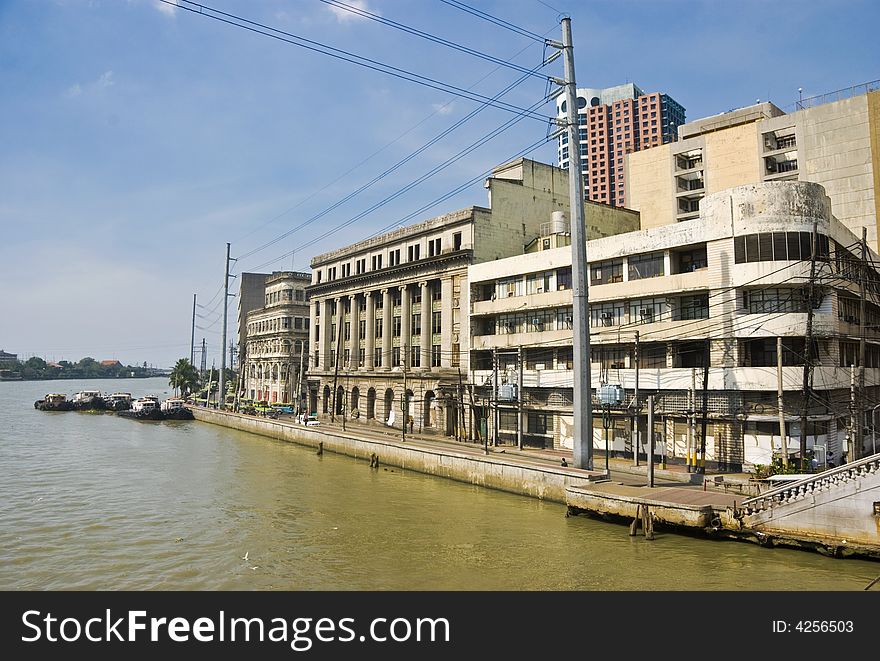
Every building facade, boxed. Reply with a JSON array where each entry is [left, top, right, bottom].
[[241, 272, 310, 406], [627, 85, 880, 248], [468, 181, 880, 471], [305, 158, 639, 435], [556, 83, 686, 208], [236, 272, 269, 371]]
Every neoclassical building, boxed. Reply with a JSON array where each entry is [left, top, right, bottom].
[[241, 271, 310, 405], [305, 158, 638, 435]]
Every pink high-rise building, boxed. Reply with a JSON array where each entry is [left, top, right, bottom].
[[556, 83, 685, 208]]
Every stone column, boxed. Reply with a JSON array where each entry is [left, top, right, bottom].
[[308, 299, 318, 373], [382, 288, 392, 370], [440, 277, 454, 368], [400, 284, 411, 368], [320, 298, 333, 370], [420, 281, 431, 369], [364, 291, 376, 370], [349, 294, 360, 369]]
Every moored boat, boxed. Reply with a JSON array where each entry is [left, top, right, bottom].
[[160, 398, 194, 420], [118, 397, 163, 420], [71, 390, 106, 411], [34, 393, 75, 411]]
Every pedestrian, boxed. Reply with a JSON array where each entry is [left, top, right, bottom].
[[408, 416, 414, 434], [560, 458, 568, 467]]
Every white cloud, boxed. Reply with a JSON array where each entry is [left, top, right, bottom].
[[153, 0, 177, 17], [327, 0, 376, 22], [432, 102, 455, 115], [66, 83, 82, 98], [98, 70, 115, 88]]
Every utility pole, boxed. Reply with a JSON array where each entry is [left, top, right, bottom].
[[402, 343, 408, 442], [776, 337, 789, 468], [647, 395, 655, 488], [492, 348, 499, 447], [190, 293, 197, 366], [457, 367, 466, 442], [688, 368, 696, 473], [200, 338, 207, 378], [296, 339, 306, 416], [517, 346, 524, 451], [633, 330, 640, 466], [800, 217, 819, 471], [553, 17, 592, 470], [850, 363, 856, 464], [697, 339, 710, 474], [857, 226, 867, 461], [219, 243, 231, 411]]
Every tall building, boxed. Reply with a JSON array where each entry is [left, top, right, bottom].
[[469, 180, 880, 470], [556, 83, 686, 208], [627, 83, 880, 248], [305, 158, 638, 435], [236, 272, 269, 369], [241, 271, 310, 405]]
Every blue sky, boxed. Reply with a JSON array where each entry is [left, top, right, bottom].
[[1, 0, 878, 368]]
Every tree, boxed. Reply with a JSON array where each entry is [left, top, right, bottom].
[[169, 358, 199, 397]]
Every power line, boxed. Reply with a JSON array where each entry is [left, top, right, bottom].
[[235, 67, 550, 263], [438, 0, 547, 42], [229, 31, 552, 248], [162, 1, 552, 122], [319, 0, 546, 78]]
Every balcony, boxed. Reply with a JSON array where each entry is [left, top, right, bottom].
[[764, 151, 799, 181]]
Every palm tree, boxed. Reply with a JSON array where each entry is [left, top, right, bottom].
[[169, 358, 199, 397]]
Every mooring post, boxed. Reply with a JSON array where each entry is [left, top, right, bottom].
[[644, 506, 654, 541], [629, 504, 642, 536]]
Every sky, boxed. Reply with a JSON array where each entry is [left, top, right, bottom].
[[1, 0, 878, 368]]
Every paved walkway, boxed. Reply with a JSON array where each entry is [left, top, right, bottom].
[[289, 415, 754, 493]]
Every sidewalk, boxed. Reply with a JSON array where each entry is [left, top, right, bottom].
[[309, 417, 755, 492]]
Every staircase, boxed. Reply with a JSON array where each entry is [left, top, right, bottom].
[[741, 453, 880, 515]]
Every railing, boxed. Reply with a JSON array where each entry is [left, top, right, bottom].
[[740, 452, 880, 514], [793, 79, 880, 111]]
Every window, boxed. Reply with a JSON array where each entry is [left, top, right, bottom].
[[389, 249, 401, 267], [431, 345, 441, 367], [411, 313, 421, 336], [743, 288, 809, 314], [628, 252, 664, 280], [674, 245, 708, 273], [557, 348, 573, 369], [528, 413, 549, 435], [428, 238, 441, 257], [590, 259, 623, 285], [595, 346, 629, 369], [432, 311, 441, 335], [591, 301, 625, 327], [641, 344, 666, 368], [528, 309, 554, 332], [374, 348, 383, 367], [359, 319, 366, 338], [497, 277, 524, 299], [557, 267, 572, 290], [344, 322, 351, 341], [677, 294, 709, 320], [741, 338, 806, 367], [392, 347, 401, 367], [629, 298, 664, 324], [556, 307, 573, 330], [371, 254, 383, 270], [374, 318, 383, 338], [453, 232, 462, 251], [408, 244, 420, 262], [432, 287, 441, 301], [526, 271, 552, 295], [734, 232, 829, 263], [392, 316, 402, 337], [410, 345, 420, 368]]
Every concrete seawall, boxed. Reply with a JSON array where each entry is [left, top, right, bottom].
[[190, 407, 602, 503]]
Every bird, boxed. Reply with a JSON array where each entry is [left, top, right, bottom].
[[250, 566, 259, 571], [242, 551, 249, 561]]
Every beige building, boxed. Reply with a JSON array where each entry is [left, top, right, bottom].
[[469, 181, 880, 471], [305, 158, 638, 434], [627, 86, 880, 249], [236, 272, 269, 369], [241, 271, 310, 406]]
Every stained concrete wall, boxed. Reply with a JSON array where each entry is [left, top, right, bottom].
[[190, 407, 590, 503], [743, 468, 880, 548]]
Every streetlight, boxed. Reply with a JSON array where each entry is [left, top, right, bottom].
[[602, 404, 612, 475]]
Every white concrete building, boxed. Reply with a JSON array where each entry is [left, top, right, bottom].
[[242, 271, 310, 406], [305, 158, 638, 435], [468, 181, 880, 471]]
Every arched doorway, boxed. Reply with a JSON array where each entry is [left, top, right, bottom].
[[322, 385, 330, 414], [309, 389, 318, 415], [405, 389, 414, 430], [423, 390, 435, 428], [351, 386, 360, 413], [336, 386, 345, 415], [367, 388, 376, 419], [384, 388, 394, 423]]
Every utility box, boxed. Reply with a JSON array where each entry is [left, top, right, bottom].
[[598, 384, 624, 406], [497, 384, 518, 401]]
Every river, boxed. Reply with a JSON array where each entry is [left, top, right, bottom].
[[1, 377, 876, 590]]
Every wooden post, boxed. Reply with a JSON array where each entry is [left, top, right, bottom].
[[629, 504, 642, 536], [644, 506, 654, 540]]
